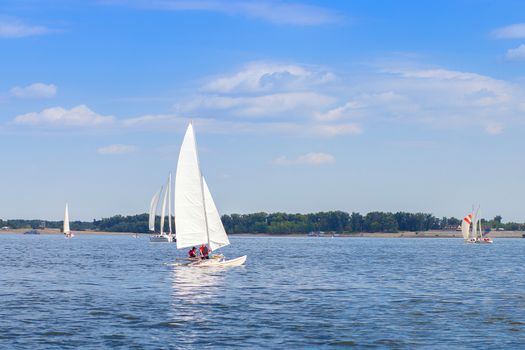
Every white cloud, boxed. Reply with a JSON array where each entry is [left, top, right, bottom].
[[13, 105, 115, 127], [108, 0, 340, 25], [365, 66, 525, 134], [492, 23, 525, 39], [0, 18, 50, 38], [312, 123, 363, 137], [180, 92, 334, 117], [97, 144, 137, 155], [11, 61, 524, 137], [274, 152, 336, 166], [203, 62, 335, 93], [505, 44, 525, 61], [10, 83, 57, 98], [484, 124, 504, 135]]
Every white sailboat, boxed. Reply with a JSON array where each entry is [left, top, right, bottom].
[[63, 203, 74, 238], [462, 207, 493, 244], [149, 174, 175, 243], [175, 122, 246, 267]]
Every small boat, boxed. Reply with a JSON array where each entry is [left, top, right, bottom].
[[462, 207, 493, 244], [174, 122, 246, 267], [23, 229, 40, 235], [63, 203, 74, 238], [149, 173, 175, 243]]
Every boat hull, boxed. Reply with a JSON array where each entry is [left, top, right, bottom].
[[189, 255, 247, 267], [150, 234, 175, 243], [465, 238, 493, 244]]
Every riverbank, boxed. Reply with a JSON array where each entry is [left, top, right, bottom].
[[231, 230, 525, 238], [1, 229, 523, 238]]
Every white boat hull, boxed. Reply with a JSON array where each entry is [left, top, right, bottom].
[[189, 255, 247, 267], [64, 233, 74, 239], [150, 234, 175, 243], [465, 238, 493, 244]]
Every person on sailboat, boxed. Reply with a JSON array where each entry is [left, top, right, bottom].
[[199, 244, 210, 259], [188, 247, 197, 258]]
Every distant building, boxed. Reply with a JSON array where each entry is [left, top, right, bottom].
[[1, 226, 10, 230]]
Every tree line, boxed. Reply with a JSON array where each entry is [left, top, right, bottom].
[[2, 212, 524, 233]]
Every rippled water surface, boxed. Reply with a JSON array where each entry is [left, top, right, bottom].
[[0, 235, 524, 349]]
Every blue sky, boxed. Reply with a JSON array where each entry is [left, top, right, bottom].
[[1, 0, 525, 221]]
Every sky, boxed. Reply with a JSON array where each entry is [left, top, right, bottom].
[[1, 0, 525, 221]]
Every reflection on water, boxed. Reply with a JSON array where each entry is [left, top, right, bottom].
[[170, 263, 223, 302]]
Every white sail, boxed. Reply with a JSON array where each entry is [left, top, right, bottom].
[[148, 187, 162, 232], [471, 210, 478, 240], [168, 172, 173, 235], [175, 123, 208, 249], [203, 176, 230, 251], [63, 203, 70, 234], [461, 214, 471, 240], [160, 184, 169, 236]]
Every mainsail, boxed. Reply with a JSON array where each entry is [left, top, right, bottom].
[[461, 214, 472, 240], [168, 172, 173, 235], [175, 123, 208, 249], [160, 183, 169, 236], [203, 176, 230, 251], [63, 203, 70, 234], [148, 187, 162, 232]]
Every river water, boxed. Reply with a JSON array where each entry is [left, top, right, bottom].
[[0, 235, 523, 349]]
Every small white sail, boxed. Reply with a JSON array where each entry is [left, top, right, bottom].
[[63, 203, 70, 235], [168, 172, 173, 235], [203, 176, 230, 251], [160, 184, 169, 236], [175, 123, 208, 249], [148, 187, 162, 232], [461, 214, 471, 240]]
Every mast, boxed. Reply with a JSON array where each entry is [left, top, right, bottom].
[[192, 122, 211, 247]]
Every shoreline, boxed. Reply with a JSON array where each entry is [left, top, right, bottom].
[[1, 229, 523, 238]]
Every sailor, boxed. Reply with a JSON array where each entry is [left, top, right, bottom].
[[199, 244, 210, 259], [188, 247, 197, 258]]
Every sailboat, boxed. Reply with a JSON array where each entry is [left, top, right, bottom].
[[174, 122, 246, 267], [63, 203, 74, 238], [462, 207, 493, 244], [149, 174, 175, 243]]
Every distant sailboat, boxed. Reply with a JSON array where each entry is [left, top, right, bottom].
[[63, 203, 74, 238], [149, 174, 175, 243], [462, 207, 493, 244], [175, 122, 246, 267]]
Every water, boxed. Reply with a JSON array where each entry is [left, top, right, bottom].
[[0, 235, 523, 349]]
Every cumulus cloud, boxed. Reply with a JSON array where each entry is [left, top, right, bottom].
[[107, 0, 340, 26], [505, 44, 525, 61], [203, 62, 335, 93], [180, 92, 334, 117], [97, 144, 137, 155], [13, 105, 115, 127], [11, 61, 524, 137], [492, 23, 525, 39], [10, 83, 57, 98], [274, 152, 336, 166], [0, 17, 50, 38], [176, 62, 345, 132], [484, 124, 504, 135], [359, 66, 525, 134]]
